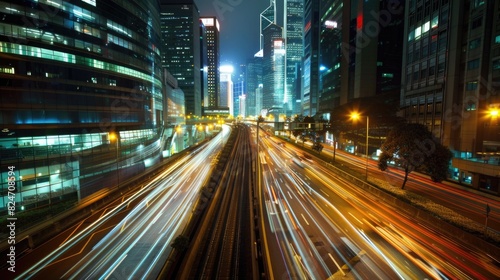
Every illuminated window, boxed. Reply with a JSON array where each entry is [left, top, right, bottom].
[[493, 59, 500, 70], [422, 21, 430, 33], [469, 38, 481, 49], [0, 67, 14, 74], [431, 15, 439, 29], [415, 26, 422, 39], [408, 30, 415, 41], [474, 0, 485, 8]]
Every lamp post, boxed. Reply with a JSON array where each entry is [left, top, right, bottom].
[[350, 113, 369, 179]]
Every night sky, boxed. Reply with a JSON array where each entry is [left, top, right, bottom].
[[195, 0, 271, 67]]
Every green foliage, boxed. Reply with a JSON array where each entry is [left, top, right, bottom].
[[378, 123, 452, 188], [425, 142, 453, 182]]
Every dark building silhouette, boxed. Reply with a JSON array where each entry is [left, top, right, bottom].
[[160, 0, 202, 116]]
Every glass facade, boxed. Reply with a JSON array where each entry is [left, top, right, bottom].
[[161, 2, 202, 116], [285, 0, 303, 115], [0, 0, 163, 210]]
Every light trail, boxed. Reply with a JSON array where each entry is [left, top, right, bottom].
[[18, 126, 232, 280]]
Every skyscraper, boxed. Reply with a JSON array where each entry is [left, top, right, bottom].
[[219, 65, 234, 116], [318, 0, 342, 116], [262, 23, 284, 111], [401, 0, 500, 193], [233, 65, 246, 118], [302, 0, 321, 117], [246, 53, 263, 117], [284, 0, 304, 115], [260, 0, 276, 50], [0, 0, 163, 208], [200, 17, 221, 112], [200, 21, 209, 109], [160, 0, 202, 116], [340, 1, 404, 104]]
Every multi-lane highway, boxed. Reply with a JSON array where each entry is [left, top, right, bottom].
[[13, 126, 231, 280], [321, 144, 500, 233], [7, 123, 500, 279], [256, 131, 499, 279]]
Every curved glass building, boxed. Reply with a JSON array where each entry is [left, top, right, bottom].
[[0, 0, 164, 210]]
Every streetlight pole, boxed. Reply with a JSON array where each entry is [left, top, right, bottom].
[[109, 132, 119, 187], [350, 113, 369, 180], [116, 137, 119, 187], [365, 116, 369, 179], [333, 138, 336, 162]]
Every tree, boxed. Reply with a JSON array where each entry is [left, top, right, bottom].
[[171, 234, 189, 251], [378, 123, 452, 189]]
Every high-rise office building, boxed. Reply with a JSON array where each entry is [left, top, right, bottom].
[[0, 0, 163, 208], [262, 24, 284, 111], [233, 65, 246, 118], [284, 0, 304, 115], [292, 62, 303, 116], [318, 0, 342, 116], [200, 17, 221, 112], [302, 0, 321, 117], [272, 39, 286, 110], [200, 21, 209, 108], [340, 1, 404, 104], [219, 65, 234, 116], [401, 0, 500, 193], [260, 0, 276, 50], [239, 94, 247, 119], [160, 0, 202, 116], [246, 54, 263, 117]]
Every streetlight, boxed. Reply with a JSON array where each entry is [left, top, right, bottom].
[[350, 112, 369, 179], [109, 132, 119, 186]]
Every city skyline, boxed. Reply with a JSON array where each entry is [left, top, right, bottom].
[[195, 0, 270, 66]]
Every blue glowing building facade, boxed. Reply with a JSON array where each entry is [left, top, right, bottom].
[[0, 0, 164, 209]]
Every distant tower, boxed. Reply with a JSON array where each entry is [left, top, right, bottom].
[[233, 65, 246, 118], [284, 0, 304, 115], [220, 65, 234, 116], [262, 24, 284, 111], [200, 17, 221, 111], [246, 53, 263, 117]]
